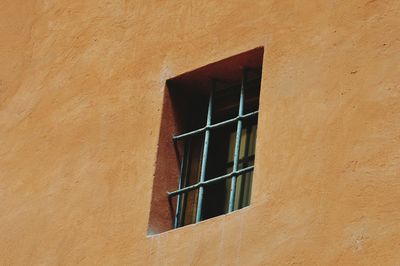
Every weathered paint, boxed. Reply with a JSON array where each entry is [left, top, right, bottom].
[[0, 0, 399, 265]]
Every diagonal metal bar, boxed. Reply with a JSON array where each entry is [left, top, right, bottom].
[[173, 111, 258, 141], [238, 123, 253, 207], [228, 69, 247, 212], [173, 141, 189, 228], [167, 165, 255, 197], [167, 195, 175, 228]]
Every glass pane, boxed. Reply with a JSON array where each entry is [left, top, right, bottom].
[[181, 189, 198, 226], [201, 126, 235, 220], [202, 178, 230, 220], [180, 134, 203, 226], [184, 134, 204, 187], [206, 125, 236, 179], [243, 75, 261, 114], [233, 119, 257, 210], [212, 84, 241, 124], [234, 171, 253, 209]]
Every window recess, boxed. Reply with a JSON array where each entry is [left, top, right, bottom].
[[148, 47, 264, 234]]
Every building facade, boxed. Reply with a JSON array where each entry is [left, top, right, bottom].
[[1, 0, 399, 265]]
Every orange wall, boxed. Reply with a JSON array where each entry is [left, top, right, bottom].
[[0, 1, 399, 265]]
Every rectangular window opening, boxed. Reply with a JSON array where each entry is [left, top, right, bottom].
[[148, 47, 264, 234]]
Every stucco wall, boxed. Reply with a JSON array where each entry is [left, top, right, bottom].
[[0, 0, 399, 265]]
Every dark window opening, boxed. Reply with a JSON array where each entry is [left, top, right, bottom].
[[174, 73, 261, 227], [148, 47, 264, 234]]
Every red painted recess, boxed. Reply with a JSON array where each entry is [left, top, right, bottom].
[[168, 47, 264, 97]]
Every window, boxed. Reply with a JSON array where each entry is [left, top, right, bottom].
[[148, 47, 263, 234]]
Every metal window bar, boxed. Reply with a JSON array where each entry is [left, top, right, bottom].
[[228, 69, 247, 212], [174, 141, 190, 228], [170, 69, 259, 228], [172, 111, 258, 141], [168, 165, 255, 197], [195, 81, 214, 222]]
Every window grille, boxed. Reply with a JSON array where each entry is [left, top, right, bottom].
[[168, 69, 261, 228]]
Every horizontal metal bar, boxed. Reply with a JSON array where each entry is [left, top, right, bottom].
[[173, 111, 259, 141], [167, 165, 255, 197]]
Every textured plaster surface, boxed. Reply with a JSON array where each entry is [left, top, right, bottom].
[[0, 0, 399, 265]]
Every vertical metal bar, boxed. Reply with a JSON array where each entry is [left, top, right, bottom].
[[174, 140, 189, 228], [228, 69, 247, 212], [239, 124, 252, 208], [195, 83, 214, 222]]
